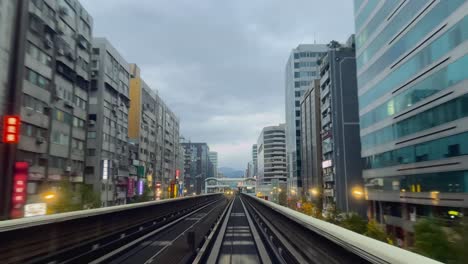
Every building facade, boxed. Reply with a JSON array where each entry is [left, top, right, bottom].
[[318, 37, 364, 216], [5, 0, 94, 217], [256, 124, 287, 199], [208, 151, 218, 178], [252, 144, 257, 177], [354, 0, 468, 245], [300, 80, 322, 202], [86, 38, 130, 206], [128, 64, 180, 200], [285, 44, 327, 193], [181, 142, 210, 194]]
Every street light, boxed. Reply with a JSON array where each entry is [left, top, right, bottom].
[[43, 192, 56, 201], [310, 188, 319, 197], [351, 186, 364, 199]]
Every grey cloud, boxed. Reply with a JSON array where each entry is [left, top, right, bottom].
[[81, 0, 354, 168]]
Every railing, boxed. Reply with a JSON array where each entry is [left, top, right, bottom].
[[242, 194, 441, 264], [0, 193, 222, 264]]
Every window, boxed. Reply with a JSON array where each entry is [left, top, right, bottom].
[[294, 62, 299, 68], [73, 117, 85, 128], [366, 171, 468, 193], [87, 149, 96, 156], [360, 55, 468, 129], [364, 132, 468, 169], [72, 139, 84, 150], [25, 68, 50, 89], [295, 110, 300, 117], [295, 91, 300, 97], [294, 81, 300, 88], [29, 16, 41, 33], [49, 156, 66, 169], [21, 123, 46, 138], [87, 131, 96, 138], [362, 94, 468, 149], [55, 109, 72, 124], [27, 42, 52, 67], [359, 12, 467, 109], [22, 94, 47, 113], [52, 131, 69, 145], [294, 72, 300, 78], [74, 96, 87, 110], [295, 101, 300, 107], [92, 48, 100, 55]]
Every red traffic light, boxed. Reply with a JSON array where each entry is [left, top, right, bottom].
[[3, 115, 21, 144]]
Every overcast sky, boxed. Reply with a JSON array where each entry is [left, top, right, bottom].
[[81, 0, 355, 169]]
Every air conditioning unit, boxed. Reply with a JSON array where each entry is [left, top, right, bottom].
[[66, 51, 75, 61], [44, 39, 53, 49], [65, 166, 72, 172], [91, 71, 97, 77], [88, 120, 96, 126], [64, 101, 74, 108], [36, 137, 45, 144], [57, 24, 65, 34], [57, 48, 65, 56], [58, 6, 69, 16], [25, 108, 34, 116]]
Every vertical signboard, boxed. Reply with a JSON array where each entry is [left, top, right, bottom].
[[10, 161, 28, 218], [3, 116, 21, 143], [102, 160, 109, 180]]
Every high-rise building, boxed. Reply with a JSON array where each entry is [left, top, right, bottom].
[[256, 124, 287, 199], [128, 64, 180, 199], [4, 0, 94, 219], [86, 38, 130, 206], [181, 142, 210, 194], [0, 0, 28, 219], [300, 80, 322, 203], [245, 162, 254, 178], [318, 37, 364, 216], [354, 0, 467, 246], [208, 151, 218, 178], [252, 144, 258, 177], [285, 44, 327, 193]]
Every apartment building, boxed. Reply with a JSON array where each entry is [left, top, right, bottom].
[[10, 0, 93, 215], [86, 37, 130, 206], [128, 64, 180, 199]]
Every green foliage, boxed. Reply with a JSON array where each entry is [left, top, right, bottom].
[[301, 201, 313, 216], [48, 181, 81, 214], [364, 220, 388, 242], [450, 218, 468, 264], [278, 191, 287, 206], [80, 184, 101, 209], [133, 184, 153, 203], [413, 218, 456, 263], [340, 213, 367, 234]]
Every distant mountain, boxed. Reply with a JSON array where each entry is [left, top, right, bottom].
[[218, 167, 244, 178]]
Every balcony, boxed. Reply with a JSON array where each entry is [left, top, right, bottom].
[[323, 173, 334, 182], [323, 188, 334, 197], [322, 115, 331, 126]]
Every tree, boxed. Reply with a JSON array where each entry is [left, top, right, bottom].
[[80, 184, 101, 209], [278, 191, 287, 206], [48, 181, 79, 214], [301, 201, 314, 216], [133, 184, 153, 203], [451, 218, 468, 264], [364, 220, 388, 242], [413, 218, 455, 263], [340, 213, 367, 234], [327, 40, 341, 49]]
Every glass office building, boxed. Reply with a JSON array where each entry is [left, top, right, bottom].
[[285, 44, 327, 194], [354, 0, 468, 246]]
